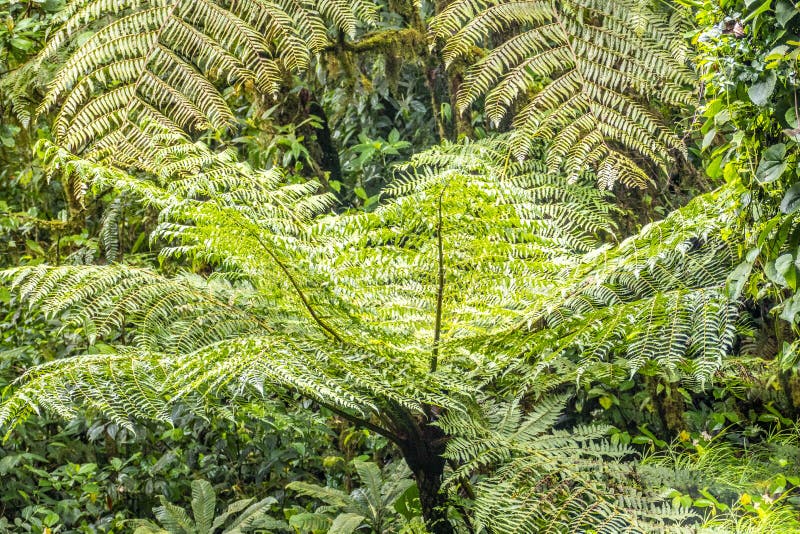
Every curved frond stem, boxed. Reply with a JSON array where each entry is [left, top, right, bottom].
[[239, 217, 346, 344], [315, 398, 404, 446], [431, 181, 449, 373]]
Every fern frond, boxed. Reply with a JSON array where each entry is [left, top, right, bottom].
[[33, 0, 376, 167], [507, 182, 743, 388], [5, 134, 747, 433], [432, 0, 695, 186], [441, 396, 699, 533], [99, 197, 123, 262]]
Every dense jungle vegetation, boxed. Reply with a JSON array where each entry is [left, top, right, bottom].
[[3, 0, 800, 532]]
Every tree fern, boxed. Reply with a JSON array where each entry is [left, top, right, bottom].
[[31, 0, 376, 168], [431, 0, 696, 187], [2, 137, 611, 426], [0, 137, 746, 531]]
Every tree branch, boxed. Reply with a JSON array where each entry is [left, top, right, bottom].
[[323, 28, 426, 55]]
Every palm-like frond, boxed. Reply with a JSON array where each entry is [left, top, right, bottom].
[[0, 136, 610, 432], [431, 0, 695, 187], [1, 137, 744, 434], [438, 395, 699, 533], [34, 0, 376, 168]]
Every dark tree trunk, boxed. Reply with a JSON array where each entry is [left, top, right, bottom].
[[399, 420, 455, 534], [444, 58, 474, 139], [414, 461, 454, 534], [307, 100, 343, 187]]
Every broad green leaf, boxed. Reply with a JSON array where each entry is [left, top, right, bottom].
[[778, 341, 800, 370], [287, 481, 352, 508], [191, 479, 216, 534], [786, 107, 800, 129], [776, 0, 798, 26], [766, 253, 794, 286], [25, 239, 45, 257], [780, 183, 800, 213], [133, 523, 168, 534], [780, 295, 800, 323], [702, 129, 717, 151], [393, 484, 420, 521], [289, 512, 330, 532], [329, 513, 366, 534], [777, 253, 795, 275], [353, 460, 383, 509], [726, 249, 758, 299], [10, 37, 34, 51], [756, 144, 787, 183], [748, 71, 777, 106], [744, 0, 772, 21]]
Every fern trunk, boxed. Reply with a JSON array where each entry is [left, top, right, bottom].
[[399, 421, 454, 534]]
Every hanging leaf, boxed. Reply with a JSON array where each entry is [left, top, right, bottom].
[[748, 71, 777, 106], [766, 253, 795, 287], [756, 143, 788, 183], [780, 295, 800, 322], [776, 0, 799, 27], [726, 248, 759, 299], [780, 183, 800, 213], [778, 341, 800, 370]]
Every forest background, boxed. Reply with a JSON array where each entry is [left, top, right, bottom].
[[2, 0, 800, 532]]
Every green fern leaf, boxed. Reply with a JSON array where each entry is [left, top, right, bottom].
[[432, 0, 695, 187]]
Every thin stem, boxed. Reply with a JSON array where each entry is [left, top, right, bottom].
[[222, 209, 345, 343], [431, 182, 447, 372], [252, 231, 345, 344], [316, 399, 404, 446]]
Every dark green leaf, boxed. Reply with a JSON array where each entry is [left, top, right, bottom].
[[756, 143, 787, 183], [780, 183, 800, 213]]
